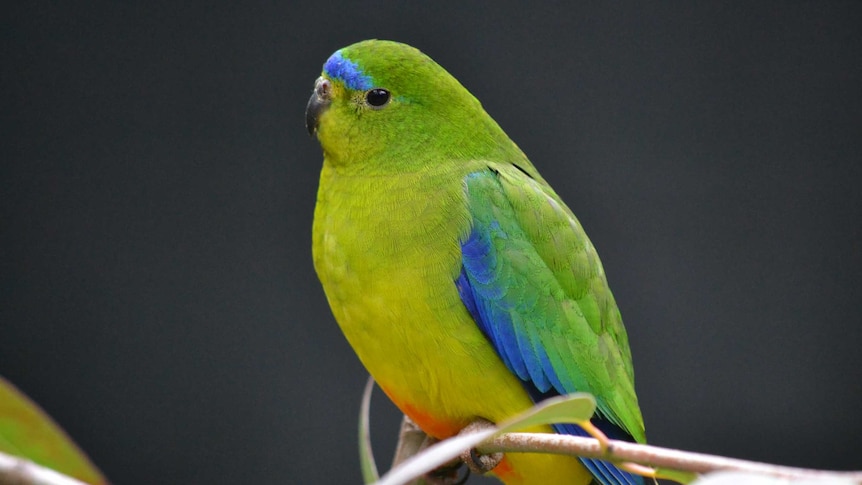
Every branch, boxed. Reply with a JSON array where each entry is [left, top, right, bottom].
[[385, 414, 862, 485], [477, 429, 862, 483], [369, 387, 861, 485], [0, 451, 90, 485]]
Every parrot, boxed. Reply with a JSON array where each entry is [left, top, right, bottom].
[[307, 40, 646, 485]]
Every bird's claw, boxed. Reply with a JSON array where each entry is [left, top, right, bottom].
[[461, 447, 503, 475], [456, 419, 503, 475]]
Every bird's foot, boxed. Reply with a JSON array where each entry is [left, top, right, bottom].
[[458, 420, 504, 475], [461, 447, 503, 475]]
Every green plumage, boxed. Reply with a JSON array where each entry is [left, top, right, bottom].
[[461, 163, 643, 443], [308, 40, 644, 485]]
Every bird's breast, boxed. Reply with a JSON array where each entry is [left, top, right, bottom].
[[312, 164, 474, 374], [311, 163, 535, 434], [312, 166, 469, 308]]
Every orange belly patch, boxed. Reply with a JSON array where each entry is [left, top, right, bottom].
[[489, 456, 520, 482], [378, 384, 465, 439], [385, 391, 523, 482], [399, 400, 464, 439]]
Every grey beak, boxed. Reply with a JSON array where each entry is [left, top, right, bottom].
[[306, 77, 332, 136]]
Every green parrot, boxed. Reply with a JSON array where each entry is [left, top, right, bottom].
[[307, 40, 645, 485]]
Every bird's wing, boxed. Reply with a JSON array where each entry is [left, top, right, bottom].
[[456, 164, 644, 444]]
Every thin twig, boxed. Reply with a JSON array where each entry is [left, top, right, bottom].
[[477, 431, 862, 483]]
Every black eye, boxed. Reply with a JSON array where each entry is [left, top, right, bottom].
[[365, 88, 390, 107]]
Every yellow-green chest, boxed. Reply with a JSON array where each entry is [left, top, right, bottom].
[[312, 164, 469, 377], [311, 162, 592, 483], [312, 163, 526, 432], [312, 164, 469, 323]]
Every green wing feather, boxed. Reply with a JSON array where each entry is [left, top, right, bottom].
[[457, 162, 644, 443]]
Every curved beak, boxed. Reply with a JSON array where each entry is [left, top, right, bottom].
[[306, 77, 332, 136]]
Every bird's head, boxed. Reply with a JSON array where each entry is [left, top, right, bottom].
[[306, 40, 518, 173]]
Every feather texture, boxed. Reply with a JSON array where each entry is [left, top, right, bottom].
[[457, 167, 644, 485], [310, 40, 646, 485]]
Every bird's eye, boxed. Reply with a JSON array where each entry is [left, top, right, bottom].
[[365, 88, 391, 108]]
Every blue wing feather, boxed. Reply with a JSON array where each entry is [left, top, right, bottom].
[[456, 169, 644, 485]]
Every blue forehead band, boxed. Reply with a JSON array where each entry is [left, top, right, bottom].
[[323, 51, 373, 91]]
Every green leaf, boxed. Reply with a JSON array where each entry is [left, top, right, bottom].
[[496, 392, 596, 434], [656, 467, 698, 484], [376, 393, 596, 485], [358, 376, 379, 484], [0, 376, 107, 484]]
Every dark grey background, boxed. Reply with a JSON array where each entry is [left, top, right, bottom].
[[3, 2, 861, 484]]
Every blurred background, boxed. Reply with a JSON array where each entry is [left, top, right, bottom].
[[3, 2, 861, 483]]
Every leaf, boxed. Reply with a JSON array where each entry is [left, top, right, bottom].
[[376, 393, 596, 485], [358, 376, 380, 484], [496, 392, 596, 434], [656, 467, 698, 484], [0, 376, 107, 484]]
